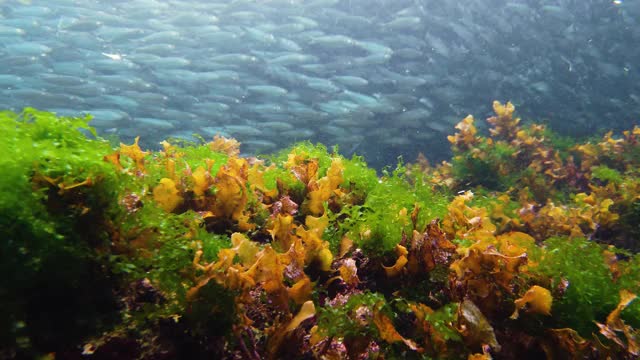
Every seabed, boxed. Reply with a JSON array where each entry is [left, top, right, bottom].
[[1, 102, 640, 359]]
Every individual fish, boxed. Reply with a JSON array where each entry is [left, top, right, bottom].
[[331, 75, 368, 88], [247, 85, 288, 97], [86, 109, 131, 127], [4, 42, 52, 56], [0, 25, 26, 36], [268, 53, 318, 66], [311, 35, 358, 49], [134, 117, 175, 130]]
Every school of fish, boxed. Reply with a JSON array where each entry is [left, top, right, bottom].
[[0, 0, 638, 167]]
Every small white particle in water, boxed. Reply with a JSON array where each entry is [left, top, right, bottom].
[[101, 52, 123, 61]]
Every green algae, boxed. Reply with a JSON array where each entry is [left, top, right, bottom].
[[532, 237, 626, 335], [0, 109, 123, 355], [316, 292, 386, 339], [424, 303, 462, 342], [340, 153, 379, 195], [451, 141, 515, 191], [352, 165, 448, 254], [591, 165, 623, 185], [323, 163, 449, 256]]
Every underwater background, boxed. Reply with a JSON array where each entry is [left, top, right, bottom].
[[1, 0, 638, 168], [4, 1, 640, 359]]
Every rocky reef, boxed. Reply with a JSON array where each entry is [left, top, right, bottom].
[[1, 103, 639, 359]]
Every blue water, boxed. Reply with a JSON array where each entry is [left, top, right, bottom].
[[0, 0, 638, 168]]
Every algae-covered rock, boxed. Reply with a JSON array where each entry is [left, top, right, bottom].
[[0, 109, 122, 357], [2, 106, 640, 359]]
